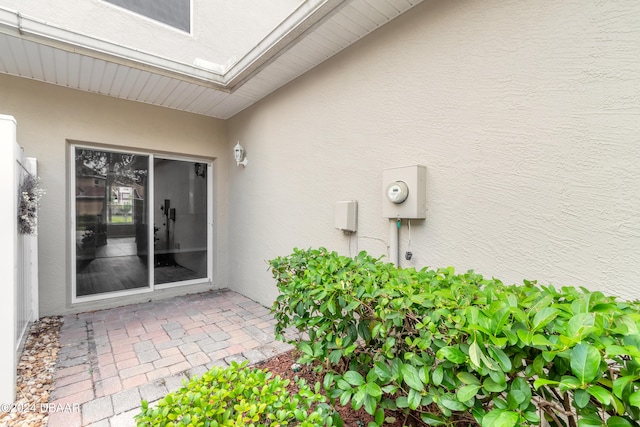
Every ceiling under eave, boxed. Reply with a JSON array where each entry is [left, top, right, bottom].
[[0, 0, 422, 119]]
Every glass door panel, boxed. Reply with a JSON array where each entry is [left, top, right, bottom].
[[153, 158, 208, 285], [74, 148, 150, 297]]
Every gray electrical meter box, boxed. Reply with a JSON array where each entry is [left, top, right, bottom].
[[382, 165, 426, 219]]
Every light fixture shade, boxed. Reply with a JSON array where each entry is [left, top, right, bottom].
[[233, 142, 248, 167]]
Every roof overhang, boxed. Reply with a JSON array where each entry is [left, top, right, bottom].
[[0, 0, 422, 119]]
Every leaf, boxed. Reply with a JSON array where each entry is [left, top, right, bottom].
[[332, 412, 344, 427], [606, 345, 640, 359], [592, 303, 618, 313], [567, 313, 596, 342], [533, 378, 560, 390], [532, 354, 546, 376], [457, 372, 481, 385], [578, 414, 605, 426], [611, 395, 626, 416], [587, 385, 612, 406], [483, 377, 507, 393], [352, 387, 367, 410], [509, 377, 532, 408], [382, 384, 398, 394], [559, 375, 581, 391], [437, 346, 466, 364], [299, 342, 313, 356], [373, 362, 391, 383], [523, 410, 541, 424], [408, 388, 422, 410], [571, 343, 601, 384], [479, 349, 498, 371], [324, 372, 335, 390], [440, 395, 467, 412], [630, 390, 640, 408], [374, 408, 384, 426], [482, 409, 519, 427], [396, 396, 409, 409], [531, 334, 553, 346], [365, 382, 382, 398], [488, 346, 512, 372], [432, 365, 444, 386], [507, 390, 526, 410], [420, 366, 430, 384], [457, 384, 481, 402], [517, 329, 532, 345], [401, 364, 424, 391], [346, 300, 361, 311], [363, 394, 376, 415], [612, 375, 635, 399], [488, 368, 506, 385], [339, 390, 352, 406], [337, 378, 354, 393], [329, 349, 343, 365], [532, 307, 559, 331], [358, 320, 372, 342], [574, 389, 590, 408], [344, 371, 365, 386], [468, 341, 482, 368], [607, 417, 633, 427], [491, 307, 512, 335], [420, 413, 446, 426], [489, 335, 508, 347]]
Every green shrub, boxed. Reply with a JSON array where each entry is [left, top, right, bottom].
[[135, 360, 338, 427], [269, 247, 640, 427]]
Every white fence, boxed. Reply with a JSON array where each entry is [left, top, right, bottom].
[[0, 114, 39, 404], [16, 157, 39, 354]]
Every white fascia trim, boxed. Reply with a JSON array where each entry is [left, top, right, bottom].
[[0, 6, 227, 89], [224, 0, 344, 89], [0, 1, 346, 92]]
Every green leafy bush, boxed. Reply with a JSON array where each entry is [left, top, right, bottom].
[[135, 360, 338, 426], [269, 247, 640, 427]]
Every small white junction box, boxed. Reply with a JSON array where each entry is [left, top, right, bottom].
[[335, 201, 357, 232]]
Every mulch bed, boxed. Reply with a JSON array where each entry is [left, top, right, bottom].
[[0, 316, 62, 427], [255, 350, 434, 427]]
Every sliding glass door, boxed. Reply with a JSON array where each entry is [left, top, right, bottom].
[[153, 158, 208, 285], [72, 146, 210, 301]]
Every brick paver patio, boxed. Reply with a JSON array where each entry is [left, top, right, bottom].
[[46, 289, 293, 427]]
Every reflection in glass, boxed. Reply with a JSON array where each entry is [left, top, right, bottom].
[[153, 158, 208, 285], [75, 148, 149, 296]]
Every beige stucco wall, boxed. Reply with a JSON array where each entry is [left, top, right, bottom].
[[0, 73, 229, 315], [227, 0, 640, 306], [3, 0, 639, 316]]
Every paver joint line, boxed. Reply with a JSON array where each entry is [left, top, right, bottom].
[[49, 290, 288, 427]]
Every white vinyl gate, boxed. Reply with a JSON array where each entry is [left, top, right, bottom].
[[0, 114, 39, 404]]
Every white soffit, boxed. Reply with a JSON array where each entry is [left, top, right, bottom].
[[0, 0, 422, 119]]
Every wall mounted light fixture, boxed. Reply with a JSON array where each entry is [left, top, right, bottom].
[[233, 142, 248, 167]]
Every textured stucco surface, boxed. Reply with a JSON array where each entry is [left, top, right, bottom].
[[3, 0, 640, 315], [0, 0, 301, 66], [0, 74, 228, 315], [227, 0, 640, 305]]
